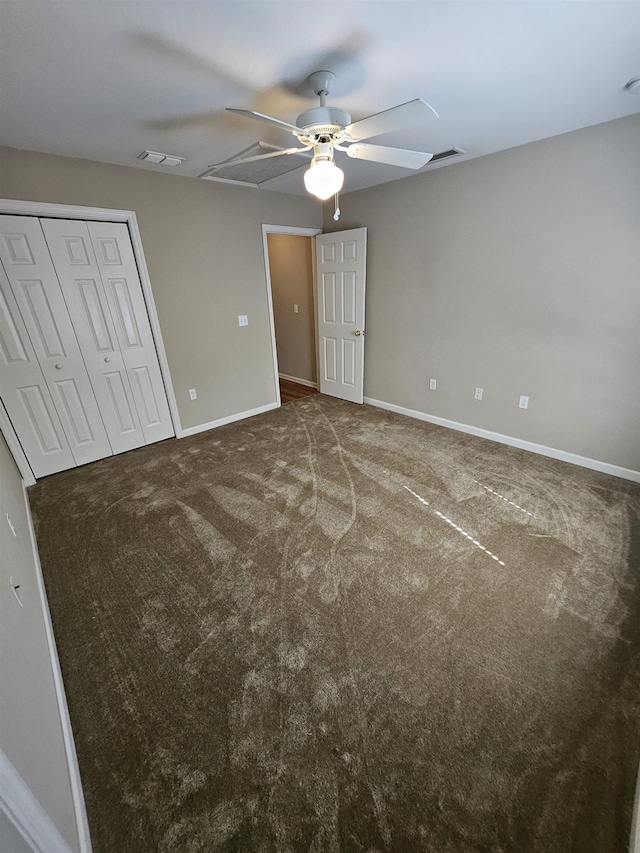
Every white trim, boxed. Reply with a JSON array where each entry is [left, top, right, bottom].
[[180, 402, 279, 437], [363, 396, 640, 483], [261, 224, 322, 411], [1, 200, 135, 221], [0, 199, 184, 446], [310, 237, 320, 387], [0, 398, 35, 485], [200, 175, 261, 188], [0, 750, 75, 853], [278, 373, 317, 389], [22, 484, 93, 852], [632, 763, 640, 853], [262, 225, 323, 237]]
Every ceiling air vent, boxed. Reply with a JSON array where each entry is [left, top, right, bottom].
[[430, 147, 466, 163], [199, 142, 312, 187], [138, 150, 185, 166]]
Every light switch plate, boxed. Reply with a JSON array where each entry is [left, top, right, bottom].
[[238, 315, 248, 326], [429, 379, 437, 390]]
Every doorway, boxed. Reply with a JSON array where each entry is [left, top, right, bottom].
[[262, 224, 368, 407], [262, 225, 321, 405]]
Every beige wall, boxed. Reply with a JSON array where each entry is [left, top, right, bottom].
[[324, 115, 640, 472], [0, 433, 80, 851], [267, 234, 316, 384], [0, 147, 322, 430], [2, 116, 638, 470]]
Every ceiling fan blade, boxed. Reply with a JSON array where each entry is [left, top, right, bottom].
[[340, 99, 439, 143], [345, 143, 433, 169], [135, 31, 256, 95], [201, 145, 312, 176], [226, 108, 301, 134]]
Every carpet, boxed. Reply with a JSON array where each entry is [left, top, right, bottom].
[[29, 395, 640, 852]]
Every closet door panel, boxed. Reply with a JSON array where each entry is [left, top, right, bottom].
[[88, 222, 174, 443], [0, 215, 112, 467], [0, 261, 76, 477], [41, 219, 145, 455]]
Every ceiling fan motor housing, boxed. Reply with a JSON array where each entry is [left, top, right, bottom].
[[296, 106, 352, 137]]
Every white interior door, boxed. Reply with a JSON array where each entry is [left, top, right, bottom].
[[41, 218, 145, 455], [86, 221, 174, 444], [315, 228, 367, 404], [0, 215, 112, 467], [0, 260, 76, 477]]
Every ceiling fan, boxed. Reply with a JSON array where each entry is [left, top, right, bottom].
[[205, 70, 438, 200]]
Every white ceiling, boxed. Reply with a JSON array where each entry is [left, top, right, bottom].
[[1, 1, 639, 196]]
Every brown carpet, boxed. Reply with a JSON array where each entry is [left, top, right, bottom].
[[29, 396, 640, 853]]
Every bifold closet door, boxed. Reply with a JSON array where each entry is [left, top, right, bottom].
[[0, 215, 113, 468], [0, 260, 76, 477], [41, 218, 173, 446], [40, 219, 146, 455], [86, 221, 173, 444]]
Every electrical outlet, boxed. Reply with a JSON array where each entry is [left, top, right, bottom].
[[474, 387, 483, 401], [238, 315, 248, 326], [189, 389, 197, 400], [293, 304, 299, 314], [519, 395, 529, 409], [429, 378, 437, 390]]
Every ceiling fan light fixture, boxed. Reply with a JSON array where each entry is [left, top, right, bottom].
[[225, 72, 438, 198], [304, 143, 344, 200], [304, 160, 344, 200]]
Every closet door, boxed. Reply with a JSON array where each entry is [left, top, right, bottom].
[[0, 260, 76, 477], [0, 215, 112, 467], [87, 221, 173, 444], [41, 219, 145, 455]]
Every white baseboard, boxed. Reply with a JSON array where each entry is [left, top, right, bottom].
[[363, 397, 640, 484], [0, 750, 74, 853], [180, 402, 280, 438], [278, 373, 318, 389], [632, 762, 640, 853], [22, 486, 93, 853]]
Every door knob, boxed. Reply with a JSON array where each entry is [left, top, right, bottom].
[[104, 357, 111, 362], [55, 363, 63, 369], [354, 330, 363, 336]]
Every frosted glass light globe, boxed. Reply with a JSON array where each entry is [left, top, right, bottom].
[[304, 160, 344, 200]]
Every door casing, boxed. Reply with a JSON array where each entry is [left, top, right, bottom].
[[0, 199, 182, 484], [263, 224, 368, 408]]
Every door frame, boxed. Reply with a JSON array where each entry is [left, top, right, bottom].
[[0, 199, 182, 484], [261, 224, 322, 407]]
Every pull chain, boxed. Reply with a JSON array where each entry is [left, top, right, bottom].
[[333, 191, 341, 221]]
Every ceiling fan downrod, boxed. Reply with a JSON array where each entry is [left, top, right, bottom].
[[293, 71, 352, 137], [308, 70, 336, 100]]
